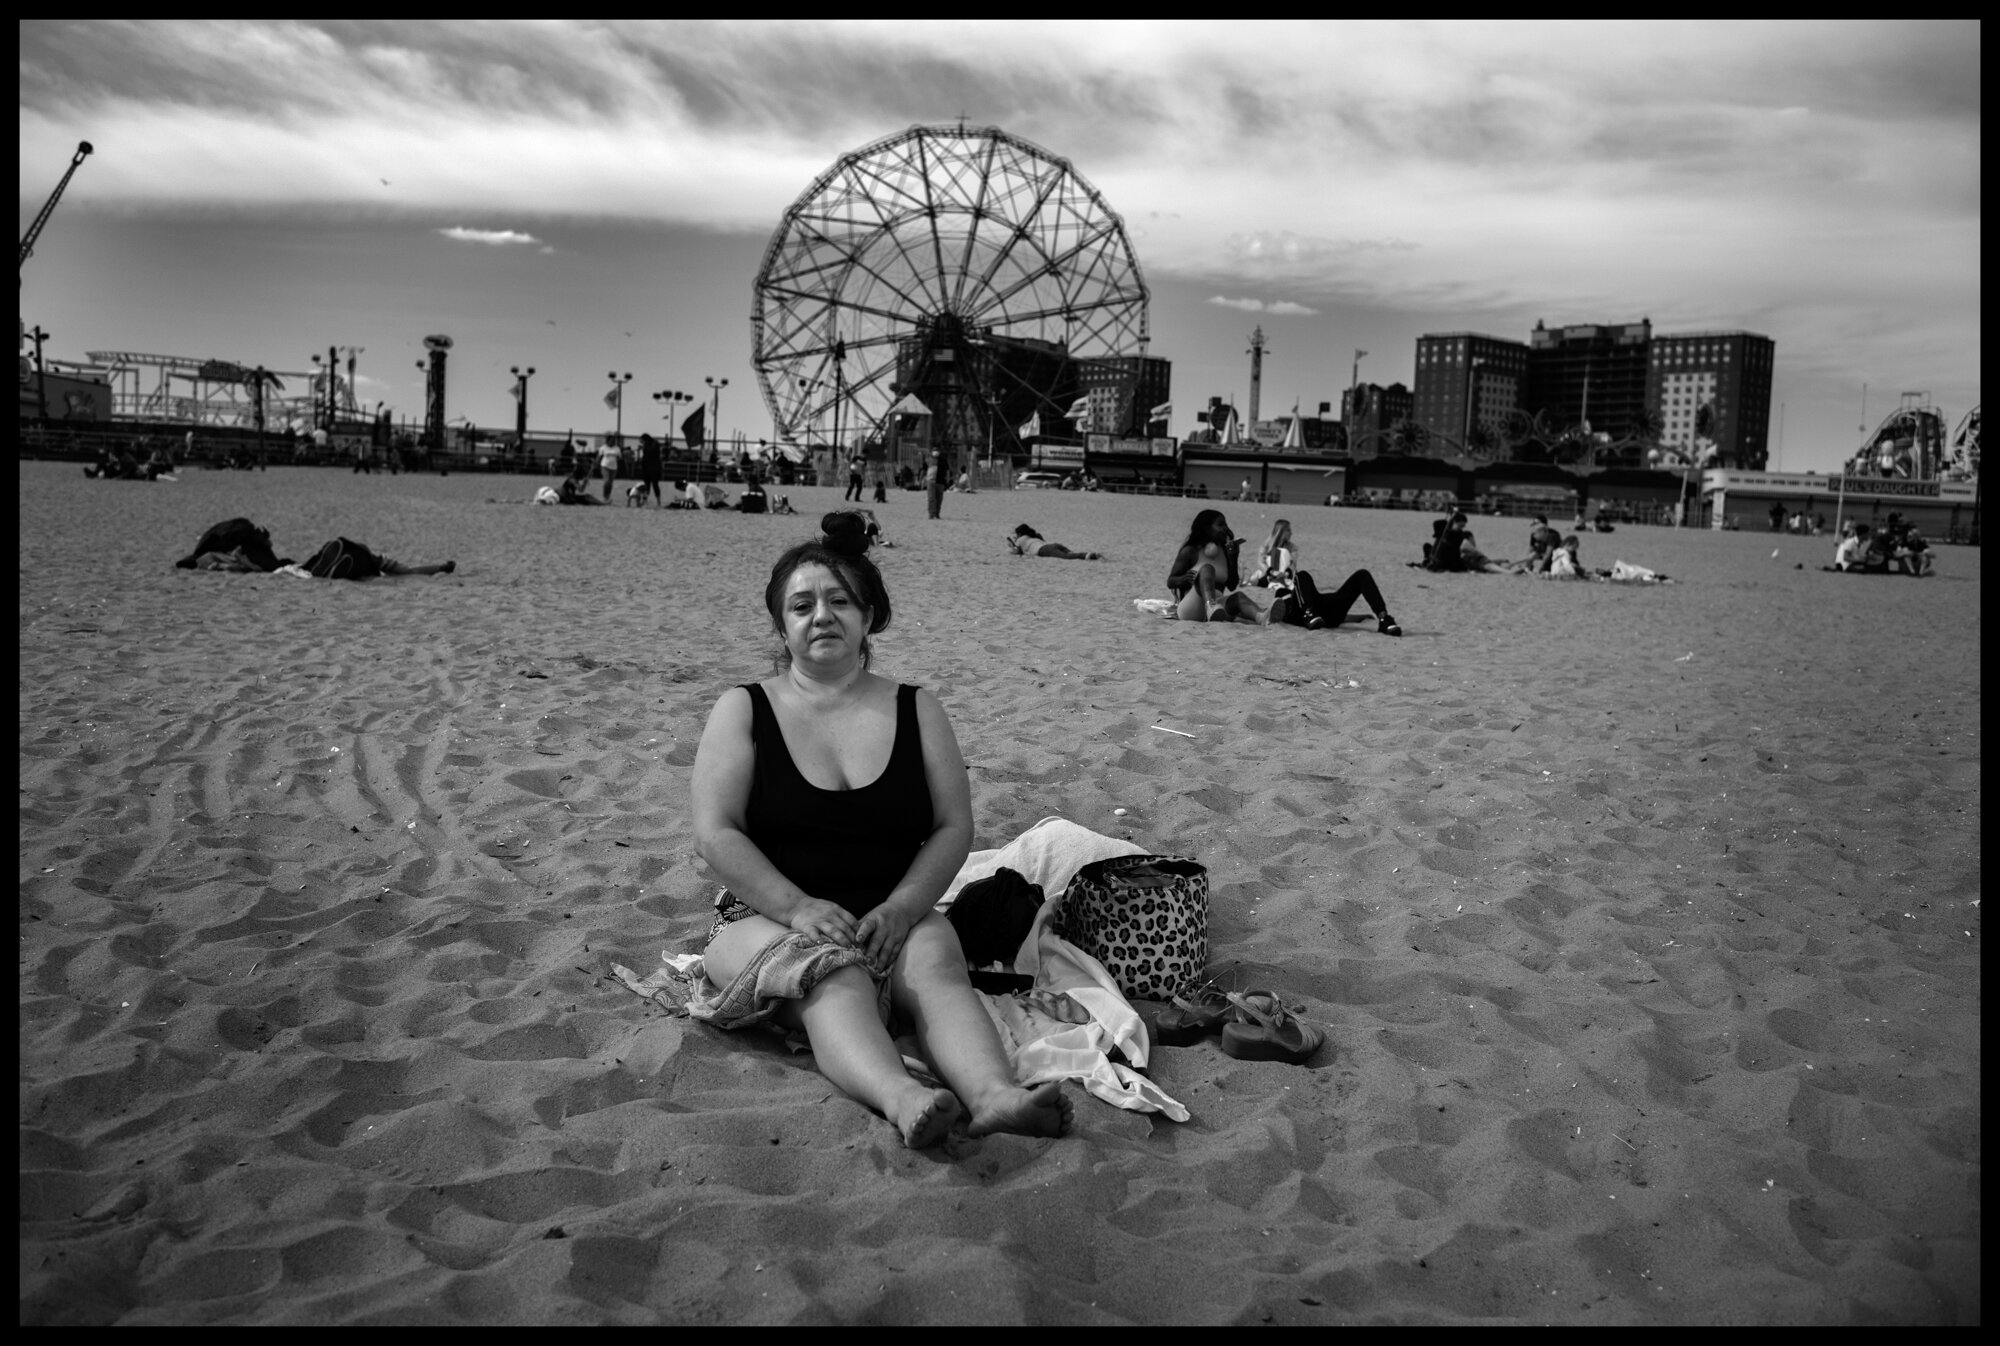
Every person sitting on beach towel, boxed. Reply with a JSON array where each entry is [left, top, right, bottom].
[[1166, 509, 1263, 623], [174, 518, 290, 572], [689, 511, 1072, 1148], [1006, 523, 1101, 560]]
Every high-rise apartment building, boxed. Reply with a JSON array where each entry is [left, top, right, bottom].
[[1413, 333, 1530, 450], [1077, 355, 1172, 437], [1408, 318, 1775, 468], [1648, 331, 1774, 469], [1524, 319, 1655, 443], [1341, 381, 1412, 454]]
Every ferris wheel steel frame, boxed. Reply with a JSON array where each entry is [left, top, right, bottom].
[[752, 123, 1151, 455]]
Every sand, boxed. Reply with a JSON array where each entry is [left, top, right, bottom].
[[18, 460, 1980, 1324]]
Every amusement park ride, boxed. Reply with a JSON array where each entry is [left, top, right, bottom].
[[752, 123, 1151, 464]]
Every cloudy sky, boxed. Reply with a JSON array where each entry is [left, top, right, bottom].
[[19, 20, 1981, 471]]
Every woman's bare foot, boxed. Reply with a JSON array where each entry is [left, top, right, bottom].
[[965, 1081, 1073, 1138], [890, 1086, 961, 1149]]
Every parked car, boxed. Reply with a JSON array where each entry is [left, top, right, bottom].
[[1016, 470, 1065, 489]]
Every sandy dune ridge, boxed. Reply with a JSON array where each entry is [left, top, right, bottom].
[[18, 462, 1980, 1323]]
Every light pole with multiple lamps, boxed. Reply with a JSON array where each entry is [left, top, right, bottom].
[[511, 365, 535, 466], [705, 376, 729, 464], [606, 372, 633, 445], [653, 389, 692, 453]]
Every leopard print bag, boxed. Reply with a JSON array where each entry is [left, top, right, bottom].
[[1052, 855, 1208, 1001]]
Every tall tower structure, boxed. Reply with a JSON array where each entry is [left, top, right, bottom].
[[1246, 326, 1267, 426], [421, 335, 451, 456]]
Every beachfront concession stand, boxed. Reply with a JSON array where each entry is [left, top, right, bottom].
[[1702, 468, 1980, 542]]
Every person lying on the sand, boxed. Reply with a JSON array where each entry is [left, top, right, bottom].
[[1006, 523, 1101, 560], [294, 538, 455, 580], [1167, 509, 1263, 623], [691, 511, 1072, 1148], [1255, 518, 1404, 636]]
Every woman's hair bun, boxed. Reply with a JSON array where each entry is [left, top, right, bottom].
[[819, 510, 872, 557]]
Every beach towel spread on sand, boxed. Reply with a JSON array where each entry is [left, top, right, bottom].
[[614, 818, 1190, 1122]]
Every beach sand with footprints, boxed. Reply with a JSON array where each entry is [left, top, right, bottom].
[[19, 459, 1980, 1323]]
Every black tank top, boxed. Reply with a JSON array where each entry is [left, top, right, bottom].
[[742, 682, 934, 918]]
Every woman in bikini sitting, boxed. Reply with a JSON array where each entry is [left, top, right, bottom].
[[690, 511, 1072, 1148], [1166, 509, 1264, 623]]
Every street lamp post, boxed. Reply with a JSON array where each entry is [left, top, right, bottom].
[[1348, 348, 1368, 455], [705, 376, 729, 465], [607, 372, 632, 444], [653, 389, 692, 451], [28, 324, 51, 423], [1462, 359, 1484, 454], [831, 339, 846, 456], [511, 365, 535, 467], [797, 378, 822, 444]]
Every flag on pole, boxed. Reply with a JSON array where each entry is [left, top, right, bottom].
[[603, 386, 621, 410], [1064, 394, 1091, 422], [1149, 401, 1172, 422], [1356, 349, 1369, 361], [509, 383, 523, 401], [681, 403, 706, 453], [1017, 411, 1041, 440]]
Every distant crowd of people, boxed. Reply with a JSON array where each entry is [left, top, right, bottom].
[[1412, 511, 1669, 582], [1829, 513, 1933, 576]]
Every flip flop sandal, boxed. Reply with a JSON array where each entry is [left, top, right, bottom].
[[1151, 988, 1235, 1046], [1218, 991, 1327, 1065]]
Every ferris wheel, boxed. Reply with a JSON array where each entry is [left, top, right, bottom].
[[752, 123, 1151, 455]]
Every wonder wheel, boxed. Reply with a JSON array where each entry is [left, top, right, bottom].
[[752, 123, 1150, 459]]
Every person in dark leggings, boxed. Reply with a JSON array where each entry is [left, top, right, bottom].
[[1279, 568, 1402, 636]]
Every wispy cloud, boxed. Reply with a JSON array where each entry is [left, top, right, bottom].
[[437, 227, 543, 246], [1207, 296, 1320, 316]]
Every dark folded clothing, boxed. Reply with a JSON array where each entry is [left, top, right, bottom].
[[947, 866, 1045, 968]]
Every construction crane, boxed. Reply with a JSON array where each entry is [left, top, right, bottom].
[[20, 141, 93, 277]]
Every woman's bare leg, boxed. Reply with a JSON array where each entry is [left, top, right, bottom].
[[1175, 562, 1225, 622], [705, 917, 957, 1147], [1224, 590, 1265, 623], [891, 917, 1072, 1138]]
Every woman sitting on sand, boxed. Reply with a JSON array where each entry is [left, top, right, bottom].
[[1166, 509, 1264, 623], [1253, 517, 1404, 636], [690, 512, 1072, 1148], [1006, 523, 1101, 560], [557, 463, 601, 505], [1245, 519, 1295, 587]]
